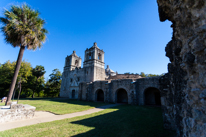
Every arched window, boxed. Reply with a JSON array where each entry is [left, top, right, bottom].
[[98, 53, 101, 60], [88, 52, 92, 60], [75, 60, 78, 66]]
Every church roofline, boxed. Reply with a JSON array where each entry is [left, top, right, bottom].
[[66, 50, 81, 58], [85, 42, 104, 52]]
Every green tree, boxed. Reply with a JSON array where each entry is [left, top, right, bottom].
[[45, 69, 62, 97], [140, 72, 146, 77], [0, 60, 32, 98], [0, 4, 48, 105], [124, 72, 130, 74], [31, 65, 46, 98], [147, 73, 165, 77], [147, 74, 158, 77]]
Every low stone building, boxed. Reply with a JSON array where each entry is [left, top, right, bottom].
[[60, 43, 162, 106]]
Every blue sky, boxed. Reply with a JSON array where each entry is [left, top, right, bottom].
[[0, 0, 172, 79]]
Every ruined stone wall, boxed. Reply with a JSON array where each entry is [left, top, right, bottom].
[[0, 104, 36, 123], [157, 0, 206, 136], [79, 79, 137, 104], [110, 79, 135, 104], [136, 77, 161, 105], [79, 77, 162, 105], [92, 81, 109, 102]]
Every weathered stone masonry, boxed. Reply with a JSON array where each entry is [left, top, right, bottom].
[[157, 0, 206, 136], [78, 77, 162, 106], [0, 104, 36, 123]]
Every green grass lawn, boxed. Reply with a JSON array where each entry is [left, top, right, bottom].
[[0, 105, 175, 137], [0, 98, 108, 114], [14, 98, 108, 114]]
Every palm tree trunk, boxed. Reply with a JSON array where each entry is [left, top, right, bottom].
[[17, 81, 22, 104], [5, 46, 25, 105]]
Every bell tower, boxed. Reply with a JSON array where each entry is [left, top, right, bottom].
[[83, 42, 105, 82], [64, 51, 82, 71]]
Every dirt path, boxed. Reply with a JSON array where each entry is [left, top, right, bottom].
[[0, 104, 119, 132]]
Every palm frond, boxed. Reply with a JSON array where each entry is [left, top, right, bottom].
[[0, 4, 48, 50]]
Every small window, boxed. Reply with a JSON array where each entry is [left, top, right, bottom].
[[70, 78, 73, 82], [75, 60, 78, 66], [77, 77, 80, 81], [98, 53, 101, 60], [88, 52, 92, 60], [87, 71, 88, 75]]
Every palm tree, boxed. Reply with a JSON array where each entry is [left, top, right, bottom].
[[0, 4, 48, 105]]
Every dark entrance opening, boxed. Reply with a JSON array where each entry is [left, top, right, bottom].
[[72, 90, 75, 99], [116, 88, 128, 103], [96, 89, 104, 102], [144, 87, 161, 106]]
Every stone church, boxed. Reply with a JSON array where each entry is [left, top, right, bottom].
[[60, 42, 161, 105], [62, 1, 206, 135]]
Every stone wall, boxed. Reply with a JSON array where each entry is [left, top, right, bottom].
[[110, 79, 135, 104], [79, 77, 161, 105], [157, 0, 206, 136], [92, 81, 109, 102], [60, 68, 85, 98], [136, 77, 161, 105], [0, 104, 36, 123], [94, 66, 106, 81]]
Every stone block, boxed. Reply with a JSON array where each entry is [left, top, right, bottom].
[[0, 104, 36, 123]]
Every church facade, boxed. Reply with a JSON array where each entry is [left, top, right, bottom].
[[60, 42, 162, 106], [60, 42, 108, 98]]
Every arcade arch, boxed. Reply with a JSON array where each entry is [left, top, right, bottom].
[[116, 88, 128, 103], [144, 87, 161, 106], [96, 89, 104, 102]]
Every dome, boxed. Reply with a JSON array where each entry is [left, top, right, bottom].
[[105, 65, 116, 76]]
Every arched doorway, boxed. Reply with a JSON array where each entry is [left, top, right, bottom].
[[116, 88, 128, 103], [72, 90, 75, 99], [144, 87, 161, 106], [96, 89, 104, 101]]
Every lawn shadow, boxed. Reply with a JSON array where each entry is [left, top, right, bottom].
[[70, 105, 175, 137]]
